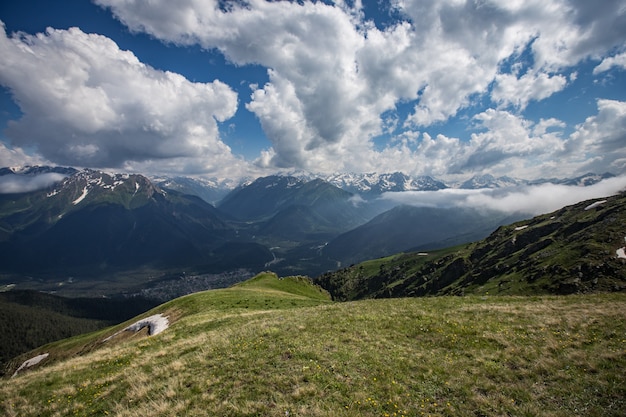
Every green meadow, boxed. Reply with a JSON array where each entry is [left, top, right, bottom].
[[1, 273, 624, 416]]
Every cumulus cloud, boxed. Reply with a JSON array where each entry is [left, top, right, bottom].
[[594, 51, 626, 74], [0, 22, 240, 172], [381, 175, 626, 216], [0, 142, 48, 168], [362, 98, 626, 181], [93, 0, 626, 177], [492, 71, 568, 110], [563, 99, 626, 173]]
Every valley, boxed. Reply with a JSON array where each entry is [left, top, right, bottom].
[[2, 167, 586, 297]]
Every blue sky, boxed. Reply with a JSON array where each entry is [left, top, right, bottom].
[[0, 0, 625, 181]]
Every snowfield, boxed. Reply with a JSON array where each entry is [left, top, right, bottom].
[[584, 200, 607, 210], [126, 314, 169, 336], [71, 186, 89, 205], [618, 237, 626, 260], [103, 313, 170, 342], [12, 353, 49, 377]]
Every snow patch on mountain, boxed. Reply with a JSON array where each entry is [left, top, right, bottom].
[[12, 353, 49, 377], [584, 200, 607, 210], [617, 237, 626, 260], [103, 314, 170, 343], [323, 172, 448, 194], [72, 186, 89, 205]]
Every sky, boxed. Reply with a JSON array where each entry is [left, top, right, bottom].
[[0, 0, 625, 182]]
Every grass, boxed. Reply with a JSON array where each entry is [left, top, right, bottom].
[[1, 273, 624, 416], [317, 245, 467, 300]]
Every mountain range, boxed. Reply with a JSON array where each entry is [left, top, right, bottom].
[[0, 169, 270, 285], [0, 165, 615, 198], [321, 204, 522, 267], [0, 166, 621, 297]]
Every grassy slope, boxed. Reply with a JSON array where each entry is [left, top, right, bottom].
[[1, 272, 624, 416], [316, 246, 463, 300], [318, 193, 626, 300], [0, 291, 159, 374]]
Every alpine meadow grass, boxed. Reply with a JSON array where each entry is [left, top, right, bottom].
[[1, 273, 624, 416]]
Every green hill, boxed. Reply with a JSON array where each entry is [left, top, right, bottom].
[[317, 192, 626, 300], [0, 291, 159, 373], [1, 273, 331, 378], [1, 273, 625, 416]]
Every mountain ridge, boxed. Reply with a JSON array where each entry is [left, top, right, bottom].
[[1, 165, 617, 204], [321, 204, 523, 267], [316, 192, 626, 300], [0, 169, 273, 281]]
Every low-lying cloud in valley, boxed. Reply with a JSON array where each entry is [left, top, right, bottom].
[[381, 176, 626, 216], [0, 172, 67, 194]]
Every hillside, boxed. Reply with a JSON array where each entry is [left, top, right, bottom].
[[218, 176, 370, 227], [1, 273, 624, 416], [317, 193, 626, 300], [1, 273, 331, 377], [0, 291, 158, 373], [0, 169, 273, 292], [322, 205, 521, 267]]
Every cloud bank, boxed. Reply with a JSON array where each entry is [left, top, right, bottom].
[[0, 172, 67, 194], [381, 176, 626, 216], [0, 22, 246, 177], [92, 0, 626, 178], [0, 1, 625, 180]]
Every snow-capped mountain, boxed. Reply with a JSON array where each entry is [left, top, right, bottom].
[[45, 169, 165, 208], [458, 174, 527, 189], [323, 172, 448, 194], [0, 165, 78, 177], [217, 175, 368, 227], [0, 168, 274, 277], [153, 175, 239, 205], [555, 172, 615, 187]]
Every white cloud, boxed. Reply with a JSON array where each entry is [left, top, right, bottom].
[[0, 22, 240, 173], [492, 71, 568, 110], [563, 99, 626, 174], [593, 51, 626, 74], [0, 172, 67, 194], [0, 141, 48, 168], [94, 0, 626, 178], [381, 175, 626, 216], [372, 99, 625, 181]]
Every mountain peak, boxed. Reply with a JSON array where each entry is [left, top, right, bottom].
[[459, 174, 525, 189], [51, 169, 163, 207], [322, 172, 448, 194]]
